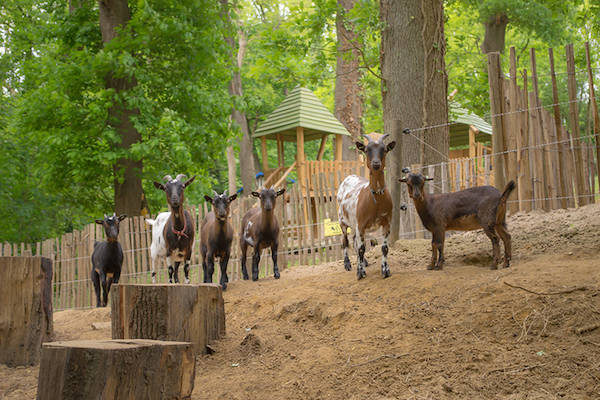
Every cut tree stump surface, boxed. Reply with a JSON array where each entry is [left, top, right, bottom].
[[37, 339, 195, 400]]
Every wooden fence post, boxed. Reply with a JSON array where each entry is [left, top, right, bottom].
[[487, 52, 507, 190], [530, 48, 558, 210], [585, 41, 600, 200], [566, 43, 591, 206]]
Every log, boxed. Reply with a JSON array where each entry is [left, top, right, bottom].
[[37, 339, 195, 400], [111, 284, 225, 354], [0, 256, 53, 366]]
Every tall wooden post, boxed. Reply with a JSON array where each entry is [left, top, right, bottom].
[[509, 48, 531, 212], [468, 126, 477, 159], [518, 73, 534, 211], [276, 133, 284, 167], [530, 48, 558, 210], [502, 47, 519, 213], [548, 47, 570, 208], [487, 52, 506, 190], [335, 134, 343, 162], [585, 41, 600, 199], [296, 126, 308, 227], [261, 136, 268, 173], [566, 44, 591, 206]]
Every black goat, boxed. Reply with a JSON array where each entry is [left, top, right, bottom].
[[91, 213, 126, 307], [240, 187, 285, 281], [200, 190, 238, 289]]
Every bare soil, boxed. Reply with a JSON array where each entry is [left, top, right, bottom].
[[2, 204, 599, 399]]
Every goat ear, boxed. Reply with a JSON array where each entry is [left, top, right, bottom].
[[184, 175, 196, 188], [399, 177, 407, 183], [204, 195, 213, 204], [251, 191, 260, 198], [355, 141, 366, 152], [95, 219, 104, 225], [386, 141, 396, 152], [118, 214, 127, 221], [228, 194, 238, 202], [153, 181, 165, 191], [425, 176, 434, 181], [276, 188, 286, 197]]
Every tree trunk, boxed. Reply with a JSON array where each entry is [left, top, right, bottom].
[[380, 0, 448, 242], [226, 145, 237, 195], [99, 0, 143, 216], [37, 339, 195, 400], [481, 13, 508, 54], [0, 257, 53, 367], [335, 0, 363, 161], [111, 284, 226, 354], [222, 0, 256, 195]]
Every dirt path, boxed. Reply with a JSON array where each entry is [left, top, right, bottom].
[[2, 204, 599, 399]]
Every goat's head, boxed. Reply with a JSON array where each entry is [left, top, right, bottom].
[[95, 213, 126, 242], [399, 172, 433, 202], [204, 190, 237, 221], [355, 133, 396, 172], [153, 174, 196, 212], [251, 187, 285, 213]]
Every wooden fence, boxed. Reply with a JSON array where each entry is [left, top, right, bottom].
[[485, 43, 599, 213]]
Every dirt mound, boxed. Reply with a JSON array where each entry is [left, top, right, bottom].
[[1, 203, 599, 399], [240, 333, 262, 356]]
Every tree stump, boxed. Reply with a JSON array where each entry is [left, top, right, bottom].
[[0, 256, 53, 366], [111, 284, 225, 354], [37, 339, 195, 400]]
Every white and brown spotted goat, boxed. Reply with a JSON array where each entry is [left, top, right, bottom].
[[337, 133, 396, 280], [153, 174, 196, 283]]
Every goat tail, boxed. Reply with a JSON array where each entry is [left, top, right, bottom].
[[145, 218, 156, 226], [496, 180, 516, 224], [501, 180, 516, 201]]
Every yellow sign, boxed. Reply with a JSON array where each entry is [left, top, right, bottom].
[[323, 218, 351, 237]]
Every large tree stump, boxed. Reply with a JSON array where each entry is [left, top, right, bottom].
[[0, 256, 53, 366], [37, 339, 195, 400], [111, 284, 225, 354]]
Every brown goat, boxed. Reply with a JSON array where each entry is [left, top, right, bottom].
[[399, 172, 515, 270], [200, 190, 237, 290], [240, 187, 285, 281], [153, 174, 196, 283], [337, 133, 396, 280]]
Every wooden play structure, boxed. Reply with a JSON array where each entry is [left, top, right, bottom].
[[448, 103, 493, 159], [253, 86, 354, 193]]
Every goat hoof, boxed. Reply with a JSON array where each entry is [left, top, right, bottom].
[[381, 266, 391, 278], [252, 275, 259, 282], [489, 264, 498, 270], [434, 264, 443, 271], [243, 275, 249, 281], [184, 278, 190, 284], [357, 269, 366, 280], [426, 264, 434, 270], [344, 258, 352, 271], [221, 282, 227, 291], [274, 271, 280, 279]]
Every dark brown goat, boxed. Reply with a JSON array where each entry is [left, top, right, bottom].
[[240, 187, 285, 281], [399, 172, 515, 270], [200, 190, 238, 290], [153, 174, 196, 283]]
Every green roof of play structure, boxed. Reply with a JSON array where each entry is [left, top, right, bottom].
[[254, 87, 351, 141], [449, 102, 492, 148]]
